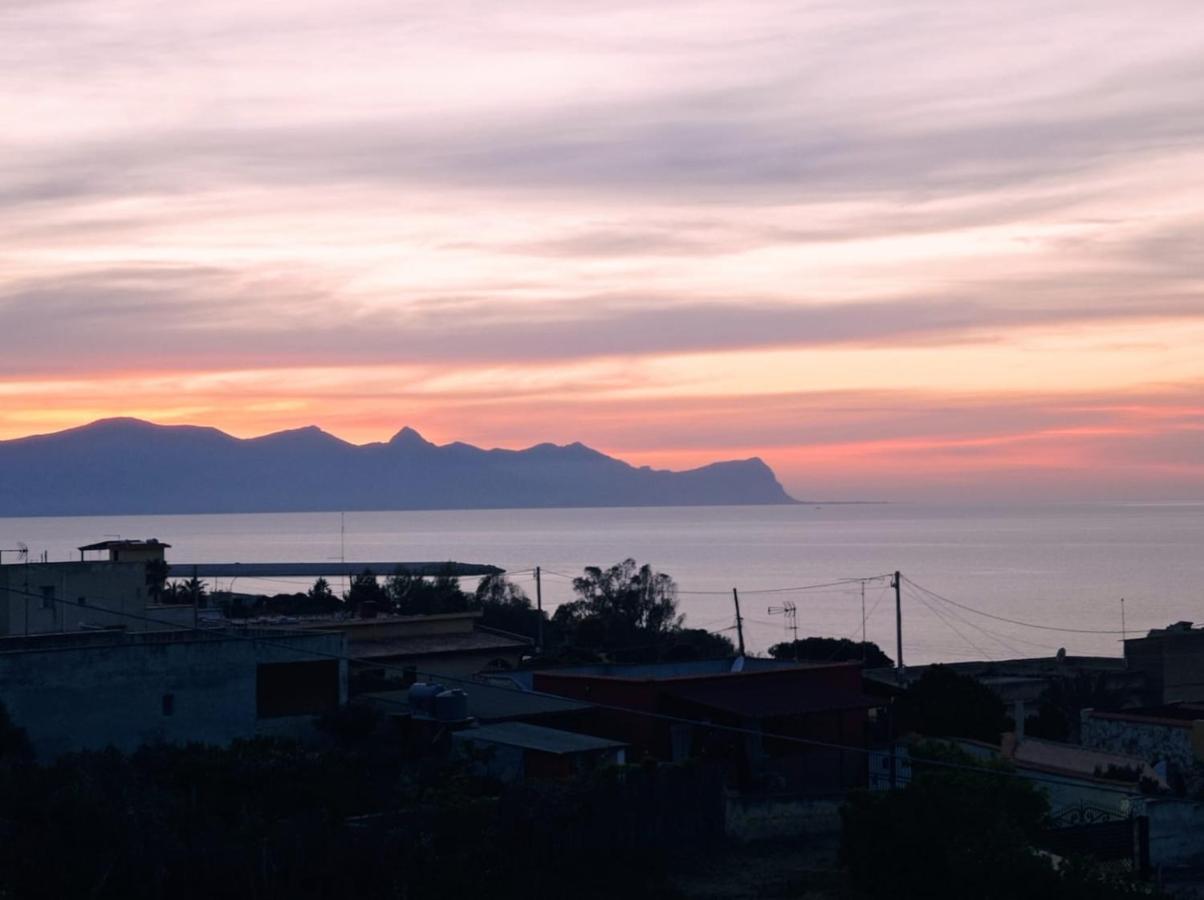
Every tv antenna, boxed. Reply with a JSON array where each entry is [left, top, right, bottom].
[[768, 600, 798, 642]]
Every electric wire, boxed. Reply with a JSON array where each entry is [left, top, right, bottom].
[[903, 577, 1133, 636]]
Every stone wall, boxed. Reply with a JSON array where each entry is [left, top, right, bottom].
[[1081, 710, 1196, 772]]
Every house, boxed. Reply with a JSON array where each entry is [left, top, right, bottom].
[[0, 626, 347, 759], [531, 658, 883, 792], [1124, 622, 1204, 705]]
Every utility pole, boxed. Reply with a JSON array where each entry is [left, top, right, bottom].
[[535, 566, 544, 655], [732, 587, 746, 657], [861, 579, 867, 663], [891, 571, 903, 683]]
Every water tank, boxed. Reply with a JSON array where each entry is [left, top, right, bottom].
[[408, 682, 445, 716], [433, 689, 468, 722]]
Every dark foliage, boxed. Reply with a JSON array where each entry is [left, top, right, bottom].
[[0, 716, 689, 900], [897, 665, 1009, 742], [345, 569, 390, 611], [386, 566, 470, 615], [554, 558, 682, 650], [1026, 673, 1127, 743], [768, 636, 892, 667], [841, 743, 1161, 900]]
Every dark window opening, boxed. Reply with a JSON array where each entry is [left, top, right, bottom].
[[256, 660, 339, 718], [77, 596, 87, 606], [40, 586, 55, 610], [162, 693, 175, 716]]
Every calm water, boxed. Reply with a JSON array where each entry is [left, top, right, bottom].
[[2, 503, 1202, 664]]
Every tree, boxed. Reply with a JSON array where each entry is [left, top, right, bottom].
[[661, 628, 736, 661], [308, 577, 335, 604], [841, 742, 1158, 899], [556, 559, 682, 651], [474, 574, 530, 608], [897, 665, 1009, 743], [177, 576, 208, 608], [386, 566, 470, 615], [768, 636, 892, 667], [345, 570, 389, 610]]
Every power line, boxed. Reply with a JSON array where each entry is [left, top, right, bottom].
[[677, 575, 892, 597], [906, 584, 993, 661], [912, 586, 1060, 656], [904, 582, 1027, 659], [903, 577, 1133, 636]]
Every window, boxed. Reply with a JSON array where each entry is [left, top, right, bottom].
[[40, 586, 55, 610], [162, 693, 175, 716], [77, 596, 87, 607]]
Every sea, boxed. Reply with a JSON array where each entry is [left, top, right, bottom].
[[2, 502, 1202, 665]]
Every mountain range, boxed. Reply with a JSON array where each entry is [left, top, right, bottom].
[[0, 419, 797, 516]]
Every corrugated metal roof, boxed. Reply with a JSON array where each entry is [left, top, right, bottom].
[[452, 722, 626, 754]]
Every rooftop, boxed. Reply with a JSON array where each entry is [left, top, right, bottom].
[[78, 539, 171, 551], [452, 721, 626, 755], [537, 656, 824, 682], [346, 631, 530, 661]]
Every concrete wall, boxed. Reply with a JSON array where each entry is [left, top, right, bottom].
[[0, 629, 347, 759], [1081, 711, 1196, 772]]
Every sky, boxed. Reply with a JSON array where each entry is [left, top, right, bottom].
[[1, 0, 1202, 501]]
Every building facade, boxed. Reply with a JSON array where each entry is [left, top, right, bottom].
[[0, 627, 347, 759]]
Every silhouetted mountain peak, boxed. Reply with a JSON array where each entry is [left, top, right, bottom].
[[249, 425, 349, 450], [389, 426, 434, 449]]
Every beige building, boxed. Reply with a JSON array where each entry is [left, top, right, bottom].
[[0, 540, 172, 636]]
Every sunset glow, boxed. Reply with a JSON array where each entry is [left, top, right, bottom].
[[3, 0, 1203, 500]]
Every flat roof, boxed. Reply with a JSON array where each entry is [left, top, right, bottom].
[[452, 722, 626, 755], [79, 539, 171, 551], [348, 631, 530, 661]]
